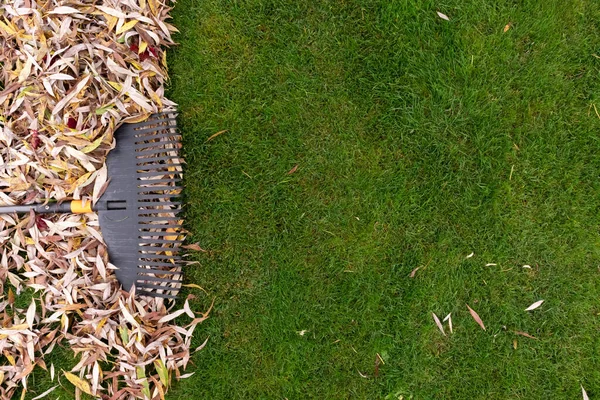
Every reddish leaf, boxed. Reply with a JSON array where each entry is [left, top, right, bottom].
[[35, 215, 48, 231], [29, 130, 40, 149], [67, 117, 77, 129], [466, 304, 486, 330]]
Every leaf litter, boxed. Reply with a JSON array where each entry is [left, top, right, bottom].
[[0, 1, 210, 399]]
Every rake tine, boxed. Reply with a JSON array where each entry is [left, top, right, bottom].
[[135, 140, 182, 151], [136, 275, 182, 284], [136, 290, 178, 299], [135, 132, 182, 143], [138, 254, 183, 262], [136, 147, 181, 157], [136, 156, 182, 165], [138, 194, 181, 201], [137, 164, 184, 172], [132, 117, 178, 131], [135, 269, 184, 276], [138, 216, 182, 222]]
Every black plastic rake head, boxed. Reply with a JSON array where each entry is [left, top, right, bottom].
[[0, 113, 185, 299], [96, 113, 185, 299]]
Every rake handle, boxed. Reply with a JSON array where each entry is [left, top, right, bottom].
[[0, 200, 94, 214]]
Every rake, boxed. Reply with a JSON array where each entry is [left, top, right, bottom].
[[0, 113, 185, 299]]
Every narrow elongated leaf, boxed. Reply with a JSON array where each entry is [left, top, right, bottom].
[[432, 312, 445, 336], [437, 11, 450, 20], [525, 300, 544, 311], [64, 372, 93, 395], [466, 304, 486, 330]]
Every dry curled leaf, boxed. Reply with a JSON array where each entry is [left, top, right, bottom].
[[287, 165, 299, 175], [466, 304, 486, 331], [503, 24, 511, 33], [409, 266, 421, 278]]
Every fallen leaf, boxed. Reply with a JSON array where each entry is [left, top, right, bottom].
[[297, 330, 308, 336], [514, 331, 537, 339], [503, 24, 510, 33], [409, 266, 420, 278], [466, 252, 474, 258], [287, 165, 299, 175], [64, 372, 93, 395], [485, 263, 497, 266], [513, 339, 517, 349], [443, 313, 453, 334], [432, 312, 446, 336], [206, 129, 228, 142], [582, 385, 589, 400], [437, 11, 450, 21], [31, 386, 58, 400], [181, 243, 207, 252], [525, 300, 544, 311], [466, 304, 486, 330], [522, 265, 532, 269]]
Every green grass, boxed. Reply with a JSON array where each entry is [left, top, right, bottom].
[[166, 0, 600, 398]]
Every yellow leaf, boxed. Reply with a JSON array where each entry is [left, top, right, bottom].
[[81, 135, 104, 154], [107, 81, 122, 91], [105, 15, 118, 31], [68, 171, 93, 193], [25, 237, 34, 245], [139, 40, 148, 54], [148, 0, 158, 15], [64, 371, 93, 395], [503, 24, 510, 33], [154, 360, 169, 388], [116, 19, 139, 35], [0, 18, 16, 35], [5, 354, 15, 366]]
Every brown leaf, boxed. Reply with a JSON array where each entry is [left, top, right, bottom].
[[181, 243, 207, 252], [206, 130, 228, 142], [287, 165, 299, 175], [514, 331, 537, 339], [409, 266, 420, 278], [503, 24, 511, 33], [466, 304, 486, 330]]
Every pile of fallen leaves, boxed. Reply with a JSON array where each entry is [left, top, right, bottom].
[[0, 1, 209, 399]]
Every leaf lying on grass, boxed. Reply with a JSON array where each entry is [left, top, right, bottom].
[[582, 385, 589, 400], [432, 312, 446, 336], [525, 300, 544, 311], [466, 304, 486, 331]]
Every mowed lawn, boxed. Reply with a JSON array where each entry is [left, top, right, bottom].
[[167, 0, 600, 398]]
